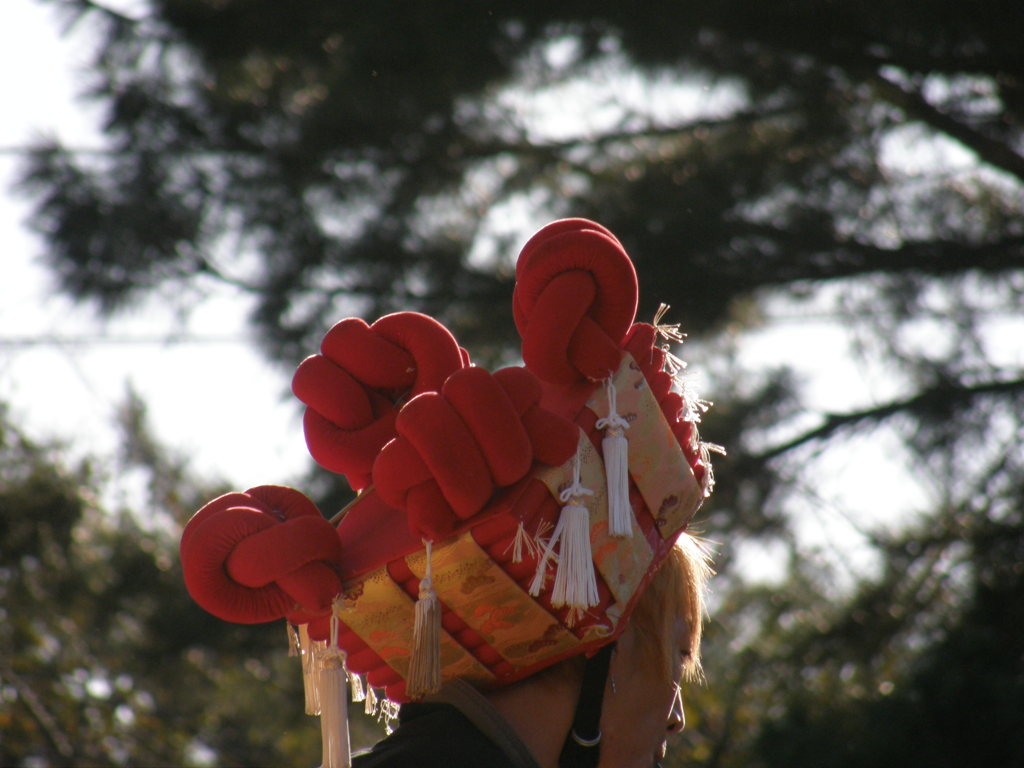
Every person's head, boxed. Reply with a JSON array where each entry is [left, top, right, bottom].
[[598, 534, 713, 767]]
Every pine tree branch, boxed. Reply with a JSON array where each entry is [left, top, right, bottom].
[[42, 0, 142, 26], [870, 72, 1024, 186], [1, 663, 75, 763], [836, 235, 1024, 277], [748, 23, 1024, 184], [754, 377, 1024, 462], [730, 225, 1024, 283], [453, 103, 797, 160], [1, 102, 794, 164]]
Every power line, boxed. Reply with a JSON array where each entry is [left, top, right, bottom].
[[0, 334, 249, 348]]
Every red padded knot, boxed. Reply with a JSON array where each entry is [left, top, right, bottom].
[[180, 485, 342, 625], [293, 312, 466, 490], [373, 366, 578, 540], [513, 220, 638, 386]]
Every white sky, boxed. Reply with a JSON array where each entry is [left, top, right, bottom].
[[0, 0, 924, 574], [4, 0, 1019, 589], [0, 0, 308, 495]]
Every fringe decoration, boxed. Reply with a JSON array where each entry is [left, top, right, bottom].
[[530, 447, 598, 624], [364, 684, 378, 716], [534, 520, 554, 553], [527, 519, 557, 595], [348, 671, 365, 704], [379, 699, 401, 734], [655, 301, 723, 498], [655, 303, 713, 422], [565, 605, 586, 628], [699, 441, 726, 496], [680, 386, 712, 425], [511, 520, 529, 563], [406, 539, 442, 698], [654, 303, 686, 345], [287, 621, 300, 657], [509, 519, 548, 564], [595, 377, 632, 537], [528, 543, 553, 596], [654, 302, 689, 383]]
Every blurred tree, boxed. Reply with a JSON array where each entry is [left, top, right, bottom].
[[0, 397, 380, 767], [14, 0, 1024, 766], [754, 509, 1024, 768]]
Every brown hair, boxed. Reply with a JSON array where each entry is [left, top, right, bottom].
[[628, 534, 714, 683]]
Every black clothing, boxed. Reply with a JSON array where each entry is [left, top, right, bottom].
[[352, 681, 542, 768], [352, 701, 514, 767]]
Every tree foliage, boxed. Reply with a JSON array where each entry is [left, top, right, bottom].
[[13, 0, 1024, 765], [0, 398, 380, 767]]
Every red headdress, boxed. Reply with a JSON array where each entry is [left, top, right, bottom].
[[179, 219, 715, 766]]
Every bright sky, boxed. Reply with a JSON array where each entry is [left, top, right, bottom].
[[0, 0, 913, 579], [7, 0, 1019, 590], [0, 0, 308, 497]]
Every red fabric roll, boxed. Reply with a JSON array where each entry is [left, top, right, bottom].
[[373, 366, 579, 540], [441, 367, 533, 487], [293, 354, 373, 428], [319, 317, 416, 391], [292, 311, 466, 489], [406, 482, 461, 540], [492, 366, 578, 467], [180, 486, 341, 625], [513, 225, 638, 387], [371, 312, 465, 394], [521, 271, 608, 385], [301, 408, 397, 487], [515, 218, 623, 284]]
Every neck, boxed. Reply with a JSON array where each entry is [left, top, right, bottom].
[[484, 670, 582, 768]]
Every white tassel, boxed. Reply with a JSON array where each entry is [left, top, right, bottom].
[[550, 499, 599, 614], [319, 663, 350, 768], [530, 449, 598, 623], [316, 609, 351, 768], [602, 431, 631, 536], [318, 660, 350, 768], [298, 624, 319, 716], [596, 378, 633, 537], [406, 539, 442, 698]]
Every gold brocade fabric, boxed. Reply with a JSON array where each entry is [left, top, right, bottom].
[[336, 566, 495, 687]]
